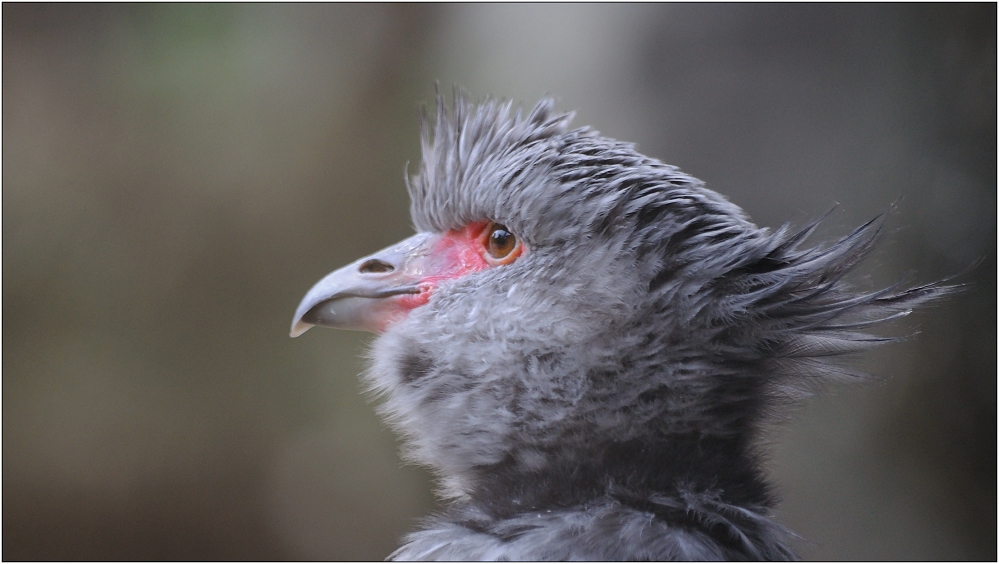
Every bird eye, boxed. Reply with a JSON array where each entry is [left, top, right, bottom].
[[488, 225, 514, 257], [483, 223, 522, 265]]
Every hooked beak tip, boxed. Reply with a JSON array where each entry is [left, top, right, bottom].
[[289, 320, 312, 338]]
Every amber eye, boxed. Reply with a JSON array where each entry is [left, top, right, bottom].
[[487, 224, 516, 258], [482, 222, 523, 265]]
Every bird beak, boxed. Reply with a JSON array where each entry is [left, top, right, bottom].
[[290, 232, 436, 336]]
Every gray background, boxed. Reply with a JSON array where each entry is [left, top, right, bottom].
[[4, 4, 995, 560]]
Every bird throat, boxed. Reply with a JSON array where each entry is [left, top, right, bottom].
[[466, 434, 772, 521]]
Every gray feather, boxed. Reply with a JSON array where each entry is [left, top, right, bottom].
[[359, 89, 952, 560]]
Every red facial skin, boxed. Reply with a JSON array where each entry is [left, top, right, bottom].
[[396, 221, 494, 311]]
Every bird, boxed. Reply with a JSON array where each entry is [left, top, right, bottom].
[[290, 90, 949, 560]]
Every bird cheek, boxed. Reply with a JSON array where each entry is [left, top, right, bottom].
[[434, 222, 493, 276], [402, 224, 494, 307], [394, 221, 526, 314]]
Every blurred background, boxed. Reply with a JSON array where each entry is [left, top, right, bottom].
[[3, 4, 995, 560]]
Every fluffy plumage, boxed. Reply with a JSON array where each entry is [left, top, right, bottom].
[[345, 90, 948, 560]]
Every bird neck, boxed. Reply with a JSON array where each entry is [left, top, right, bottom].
[[466, 432, 773, 519]]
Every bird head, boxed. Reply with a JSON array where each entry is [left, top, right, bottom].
[[291, 91, 942, 510]]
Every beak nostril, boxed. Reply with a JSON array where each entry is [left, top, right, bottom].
[[359, 259, 395, 274]]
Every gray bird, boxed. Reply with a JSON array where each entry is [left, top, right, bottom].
[[290, 91, 948, 560]]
